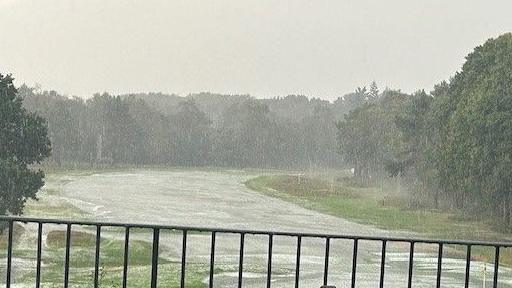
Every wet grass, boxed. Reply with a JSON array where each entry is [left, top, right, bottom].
[[245, 174, 512, 265], [16, 261, 207, 288], [23, 175, 90, 219], [24, 201, 87, 219], [6, 229, 207, 287], [0, 223, 25, 250]]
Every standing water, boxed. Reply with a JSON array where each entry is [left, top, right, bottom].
[[2, 170, 511, 287]]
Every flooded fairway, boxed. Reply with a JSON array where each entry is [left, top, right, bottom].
[[3, 169, 512, 287], [60, 170, 385, 234]]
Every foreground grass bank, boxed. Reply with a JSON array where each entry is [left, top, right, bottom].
[[0, 227, 208, 288], [245, 174, 512, 264]]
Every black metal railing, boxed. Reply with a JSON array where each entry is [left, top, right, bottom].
[[0, 216, 510, 288]]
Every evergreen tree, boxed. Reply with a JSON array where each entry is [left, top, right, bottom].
[[0, 74, 51, 216]]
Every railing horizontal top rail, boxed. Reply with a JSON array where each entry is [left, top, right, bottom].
[[1, 215, 511, 248]]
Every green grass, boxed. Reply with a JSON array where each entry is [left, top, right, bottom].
[[245, 174, 512, 264], [7, 229, 207, 288]]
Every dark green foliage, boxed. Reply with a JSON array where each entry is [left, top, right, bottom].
[[336, 33, 512, 229], [336, 88, 407, 183], [430, 33, 512, 226], [0, 74, 51, 216]]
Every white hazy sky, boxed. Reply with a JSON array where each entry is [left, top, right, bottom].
[[0, 0, 511, 100]]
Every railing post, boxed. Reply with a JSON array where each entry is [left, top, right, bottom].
[[94, 225, 102, 288], [122, 227, 130, 288], [36, 222, 43, 288], [323, 237, 330, 286], [267, 234, 273, 288], [151, 228, 160, 288], [351, 239, 358, 288], [238, 233, 245, 288], [295, 236, 302, 288], [407, 242, 415, 288], [181, 230, 187, 288], [493, 246, 500, 288], [6, 220, 13, 288], [64, 223, 72, 288], [465, 245, 472, 288], [436, 243, 443, 288], [379, 240, 387, 288], [209, 231, 216, 288]]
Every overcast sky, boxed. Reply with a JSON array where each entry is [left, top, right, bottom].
[[0, 0, 511, 100]]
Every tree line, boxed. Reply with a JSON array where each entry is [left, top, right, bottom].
[[19, 85, 371, 169], [337, 33, 512, 229]]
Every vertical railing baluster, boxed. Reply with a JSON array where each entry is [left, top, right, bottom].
[[209, 232, 216, 288], [464, 245, 471, 288], [379, 240, 387, 288], [122, 227, 130, 288], [407, 242, 415, 288], [64, 223, 72, 288], [94, 225, 101, 288], [351, 239, 358, 288], [238, 233, 245, 288], [6, 220, 13, 288], [181, 230, 187, 288], [151, 228, 160, 288], [436, 243, 443, 288], [323, 237, 330, 286], [295, 236, 302, 288], [493, 246, 500, 288], [36, 222, 43, 288], [267, 234, 273, 288]]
